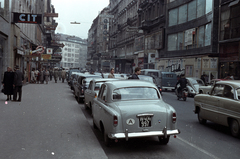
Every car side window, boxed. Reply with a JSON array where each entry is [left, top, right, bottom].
[[236, 88, 240, 100], [98, 84, 105, 99], [223, 85, 234, 99], [88, 81, 92, 89], [212, 84, 224, 97], [101, 86, 107, 102]]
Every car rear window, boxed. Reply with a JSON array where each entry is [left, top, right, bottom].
[[112, 87, 160, 101]]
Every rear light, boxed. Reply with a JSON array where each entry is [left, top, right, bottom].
[[113, 115, 118, 127], [81, 89, 84, 94], [172, 113, 176, 123], [95, 93, 97, 98], [159, 89, 162, 92]]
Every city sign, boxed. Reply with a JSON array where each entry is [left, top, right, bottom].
[[13, 12, 42, 24]]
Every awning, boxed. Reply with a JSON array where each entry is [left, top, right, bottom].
[[229, 0, 239, 7]]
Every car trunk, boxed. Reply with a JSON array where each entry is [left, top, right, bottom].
[[114, 100, 168, 132]]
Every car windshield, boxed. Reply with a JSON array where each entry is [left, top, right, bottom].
[[112, 87, 160, 101], [139, 76, 153, 83]]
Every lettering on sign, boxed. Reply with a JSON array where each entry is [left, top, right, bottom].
[[13, 12, 42, 24]]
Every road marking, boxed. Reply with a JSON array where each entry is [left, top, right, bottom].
[[177, 137, 220, 159]]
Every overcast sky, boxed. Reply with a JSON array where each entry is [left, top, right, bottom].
[[51, 0, 110, 39]]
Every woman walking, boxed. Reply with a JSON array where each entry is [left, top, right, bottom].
[[2, 67, 14, 100], [45, 69, 50, 84]]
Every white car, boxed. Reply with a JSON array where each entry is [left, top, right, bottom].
[[84, 78, 121, 109], [186, 77, 205, 96]]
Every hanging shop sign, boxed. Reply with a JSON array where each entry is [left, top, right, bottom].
[[41, 54, 52, 60], [13, 12, 42, 24]]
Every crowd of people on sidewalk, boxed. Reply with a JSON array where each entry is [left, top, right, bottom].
[[2, 66, 67, 102]]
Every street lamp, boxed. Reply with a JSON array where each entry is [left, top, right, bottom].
[[70, 21, 81, 24]]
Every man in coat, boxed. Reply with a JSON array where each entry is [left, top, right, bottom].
[[131, 67, 141, 79], [61, 68, 67, 83], [13, 65, 24, 101], [53, 68, 59, 83], [108, 68, 115, 78]]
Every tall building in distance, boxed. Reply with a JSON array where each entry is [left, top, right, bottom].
[[57, 33, 87, 68]]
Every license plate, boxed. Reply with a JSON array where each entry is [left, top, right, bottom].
[[139, 116, 152, 127]]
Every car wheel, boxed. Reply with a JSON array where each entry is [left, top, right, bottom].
[[93, 118, 97, 129], [230, 119, 240, 137], [78, 95, 83, 104], [104, 129, 111, 147], [84, 101, 89, 109], [158, 136, 170, 145], [198, 110, 207, 124]]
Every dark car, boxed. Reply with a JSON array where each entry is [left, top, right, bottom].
[[68, 72, 83, 90], [67, 68, 81, 83], [73, 74, 102, 103]]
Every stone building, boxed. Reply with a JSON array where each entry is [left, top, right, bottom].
[[0, 0, 58, 84], [58, 33, 87, 69]]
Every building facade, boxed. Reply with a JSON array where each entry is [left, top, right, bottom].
[[58, 33, 87, 69], [219, 0, 240, 80]]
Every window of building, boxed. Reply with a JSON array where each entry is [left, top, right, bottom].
[[68, 48, 71, 52], [178, 4, 187, 24], [75, 54, 78, 58], [205, 0, 213, 14], [197, 0, 205, 18], [169, 8, 178, 26], [167, 34, 177, 51], [198, 25, 205, 47], [68, 58, 71, 62], [188, 0, 197, 21], [205, 23, 211, 46], [68, 53, 71, 57], [177, 32, 184, 50]]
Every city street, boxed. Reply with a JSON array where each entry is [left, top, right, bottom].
[[0, 81, 240, 159]]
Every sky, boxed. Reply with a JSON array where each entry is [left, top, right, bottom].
[[51, 0, 110, 39]]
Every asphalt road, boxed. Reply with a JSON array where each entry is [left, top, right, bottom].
[[81, 91, 240, 159], [1, 82, 239, 159]]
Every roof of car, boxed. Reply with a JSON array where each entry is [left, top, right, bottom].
[[91, 78, 121, 83], [104, 80, 156, 89], [216, 80, 240, 88], [141, 69, 160, 72]]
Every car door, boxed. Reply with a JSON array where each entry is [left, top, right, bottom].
[[84, 81, 93, 106], [218, 84, 237, 126], [201, 84, 224, 122]]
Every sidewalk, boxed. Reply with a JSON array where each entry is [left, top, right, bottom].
[[0, 80, 107, 159]]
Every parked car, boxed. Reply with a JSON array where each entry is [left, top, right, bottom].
[[92, 80, 180, 146], [67, 68, 80, 82], [73, 74, 102, 103], [138, 75, 162, 95], [68, 72, 83, 90], [186, 77, 205, 96], [194, 80, 240, 137], [198, 79, 229, 94], [84, 78, 121, 109]]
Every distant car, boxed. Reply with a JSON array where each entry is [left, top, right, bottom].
[[69, 72, 83, 90], [84, 78, 121, 109], [194, 80, 240, 137], [92, 80, 180, 146], [198, 79, 228, 94], [186, 77, 205, 96], [73, 74, 102, 103], [138, 75, 162, 95]]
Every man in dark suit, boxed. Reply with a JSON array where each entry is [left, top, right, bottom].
[[13, 65, 24, 102]]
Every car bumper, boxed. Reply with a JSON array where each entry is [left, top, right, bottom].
[[162, 86, 175, 90], [108, 128, 180, 140]]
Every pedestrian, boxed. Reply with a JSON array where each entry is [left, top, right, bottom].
[[24, 68, 28, 84], [35, 69, 39, 84], [108, 68, 115, 78], [131, 67, 141, 79], [58, 68, 62, 81], [44, 69, 50, 84], [39, 69, 44, 84], [49, 69, 53, 81], [54, 68, 58, 83], [2, 67, 14, 101], [201, 74, 206, 84], [61, 68, 67, 83], [13, 65, 24, 102], [31, 68, 36, 83]]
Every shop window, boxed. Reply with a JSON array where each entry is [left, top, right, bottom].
[[205, 23, 211, 46], [178, 4, 187, 24], [188, 0, 197, 21], [169, 8, 178, 26], [220, 10, 230, 40], [167, 34, 177, 51], [197, 0, 205, 18]]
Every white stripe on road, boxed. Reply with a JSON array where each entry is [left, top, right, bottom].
[[177, 137, 220, 159]]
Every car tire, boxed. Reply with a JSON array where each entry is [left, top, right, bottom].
[[93, 118, 97, 129], [230, 119, 240, 137], [103, 129, 111, 147], [198, 110, 207, 124], [84, 101, 89, 110], [78, 95, 83, 104], [158, 136, 170, 145]]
